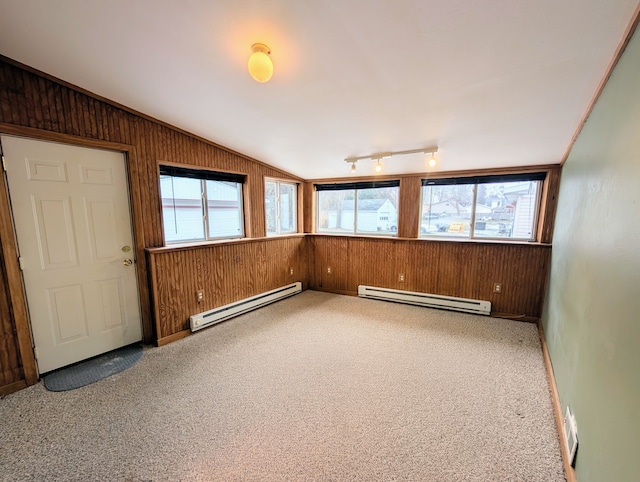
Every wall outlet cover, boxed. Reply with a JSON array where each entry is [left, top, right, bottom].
[[564, 406, 578, 467]]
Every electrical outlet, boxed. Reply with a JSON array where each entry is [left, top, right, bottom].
[[564, 406, 578, 466], [289, 267, 294, 276], [197, 289, 204, 303], [399, 273, 405, 282], [493, 283, 502, 293], [327, 266, 332, 274]]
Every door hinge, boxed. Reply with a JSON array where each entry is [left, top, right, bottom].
[[33, 347, 39, 360], [1, 156, 6, 172], [18, 257, 25, 271]]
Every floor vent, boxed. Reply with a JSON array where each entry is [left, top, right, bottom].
[[358, 285, 491, 315], [190, 282, 302, 332]]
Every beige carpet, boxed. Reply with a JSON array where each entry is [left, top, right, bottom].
[[0, 291, 565, 481]]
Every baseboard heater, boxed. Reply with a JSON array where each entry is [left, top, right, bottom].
[[358, 285, 491, 316], [190, 282, 302, 332]]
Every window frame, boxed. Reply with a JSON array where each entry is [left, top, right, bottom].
[[315, 180, 400, 236], [159, 164, 246, 245], [265, 178, 299, 236], [419, 172, 546, 242]]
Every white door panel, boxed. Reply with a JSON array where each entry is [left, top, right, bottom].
[[46, 284, 88, 343], [2, 135, 142, 373], [32, 194, 79, 269]]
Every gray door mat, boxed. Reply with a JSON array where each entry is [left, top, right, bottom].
[[43, 344, 143, 392]]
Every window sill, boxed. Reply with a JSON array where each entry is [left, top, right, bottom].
[[146, 233, 306, 254], [266, 232, 299, 238], [307, 232, 551, 247]]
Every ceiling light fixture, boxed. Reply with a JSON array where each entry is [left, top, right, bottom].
[[248, 43, 273, 83], [344, 146, 438, 173]]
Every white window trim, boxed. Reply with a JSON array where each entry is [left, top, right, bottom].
[[315, 183, 400, 236], [419, 177, 543, 242], [160, 167, 245, 245], [265, 178, 298, 236]]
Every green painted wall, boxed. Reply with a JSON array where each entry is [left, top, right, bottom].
[[542, 26, 640, 482]]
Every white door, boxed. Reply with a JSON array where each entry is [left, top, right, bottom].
[[1, 135, 142, 373]]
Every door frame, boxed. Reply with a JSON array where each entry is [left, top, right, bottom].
[[0, 123, 153, 384]]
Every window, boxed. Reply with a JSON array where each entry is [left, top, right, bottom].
[[316, 180, 399, 235], [420, 173, 545, 241], [265, 179, 298, 235], [159, 165, 244, 244]]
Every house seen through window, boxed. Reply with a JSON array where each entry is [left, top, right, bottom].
[[420, 173, 545, 240], [159, 165, 245, 244], [316, 180, 399, 235]]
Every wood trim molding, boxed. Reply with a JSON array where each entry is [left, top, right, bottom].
[[538, 321, 577, 482], [157, 329, 191, 347], [311, 287, 358, 297], [491, 313, 539, 323], [306, 232, 552, 248], [560, 3, 640, 165], [307, 164, 562, 184], [0, 379, 27, 397], [146, 251, 162, 344], [145, 233, 306, 254], [125, 148, 154, 344], [0, 122, 133, 151], [538, 166, 562, 244], [0, 161, 37, 384]]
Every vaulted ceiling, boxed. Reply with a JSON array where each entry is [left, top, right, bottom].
[[1, 1, 638, 179]]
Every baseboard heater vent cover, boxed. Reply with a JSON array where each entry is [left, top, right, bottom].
[[190, 282, 302, 332], [358, 285, 491, 315]]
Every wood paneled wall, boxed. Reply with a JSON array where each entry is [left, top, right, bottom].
[[0, 244, 24, 394], [308, 235, 551, 318], [0, 57, 302, 392], [147, 236, 307, 343]]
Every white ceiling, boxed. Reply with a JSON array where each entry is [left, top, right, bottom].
[[1, 0, 638, 179]]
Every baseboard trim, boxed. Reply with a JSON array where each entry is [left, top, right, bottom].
[[310, 287, 358, 297], [0, 379, 27, 397], [538, 321, 577, 482], [492, 312, 539, 323], [157, 329, 191, 347]]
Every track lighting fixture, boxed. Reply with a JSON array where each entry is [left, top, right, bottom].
[[344, 146, 438, 173], [428, 152, 438, 168]]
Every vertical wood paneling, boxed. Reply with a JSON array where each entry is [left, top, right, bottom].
[[399, 177, 421, 238], [0, 170, 36, 387], [0, 58, 302, 391], [0, 247, 22, 387], [540, 166, 562, 244], [307, 235, 551, 319], [147, 237, 307, 341], [302, 182, 315, 233]]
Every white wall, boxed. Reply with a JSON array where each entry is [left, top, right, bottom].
[[542, 26, 640, 482]]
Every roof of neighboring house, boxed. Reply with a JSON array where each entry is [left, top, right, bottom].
[[341, 199, 393, 212]]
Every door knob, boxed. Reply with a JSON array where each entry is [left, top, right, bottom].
[[123, 258, 133, 266]]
